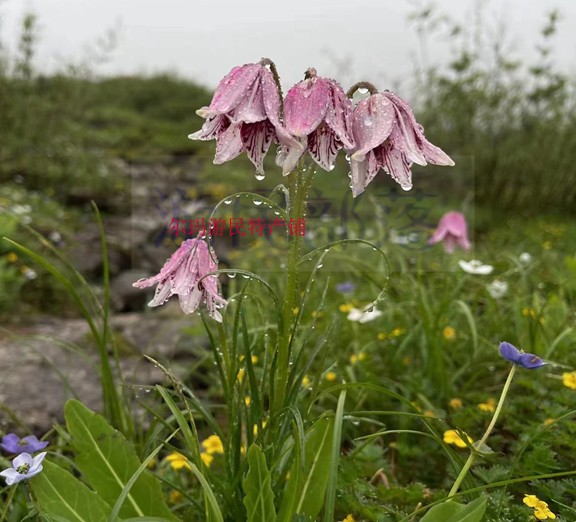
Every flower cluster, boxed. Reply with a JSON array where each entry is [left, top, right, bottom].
[[0, 433, 49, 486], [190, 59, 453, 194], [523, 494, 556, 520]]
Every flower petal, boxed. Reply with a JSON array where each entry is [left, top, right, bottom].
[[241, 120, 275, 175], [308, 126, 339, 171], [517, 353, 546, 369], [284, 77, 330, 137], [188, 114, 230, 141], [379, 142, 413, 191], [324, 79, 355, 149], [350, 150, 380, 197], [0, 468, 21, 485], [214, 123, 244, 164], [351, 94, 395, 161], [499, 342, 521, 363], [276, 139, 307, 176], [208, 64, 262, 116]]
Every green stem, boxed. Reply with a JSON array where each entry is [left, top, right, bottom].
[[273, 165, 311, 414], [0, 485, 17, 522], [447, 364, 517, 498]]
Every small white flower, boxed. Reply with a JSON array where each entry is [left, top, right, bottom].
[[347, 307, 382, 323], [0, 452, 46, 486], [487, 279, 508, 299], [22, 268, 37, 280], [519, 252, 532, 265], [458, 259, 494, 275]]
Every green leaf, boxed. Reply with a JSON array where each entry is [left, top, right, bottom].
[[243, 445, 276, 522], [31, 460, 113, 522], [420, 497, 487, 522], [64, 400, 178, 521], [278, 414, 334, 522]]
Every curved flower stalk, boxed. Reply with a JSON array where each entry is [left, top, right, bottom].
[[347, 84, 454, 196], [189, 60, 303, 178], [428, 211, 471, 253], [133, 236, 227, 322], [277, 67, 355, 175]]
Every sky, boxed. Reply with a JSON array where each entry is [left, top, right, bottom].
[[1, 0, 575, 91]]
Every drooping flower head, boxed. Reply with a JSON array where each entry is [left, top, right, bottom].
[[189, 60, 302, 178], [499, 342, 546, 369], [1, 434, 49, 455], [133, 236, 227, 322], [428, 211, 471, 253], [0, 452, 46, 485], [348, 84, 454, 196], [277, 67, 355, 175]]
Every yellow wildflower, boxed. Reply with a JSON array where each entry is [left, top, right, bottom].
[[165, 452, 192, 471], [478, 398, 496, 413], [443, 326, 456, 341], [200, 452, 214, 467], [6, 252, 18, 263], [325, 371, 337, 382], [239, 355, 258, 364], [449, 398, 463, 410], [377, 332, 387, 341], [443, 430, 473, 449], [292, 306, 299, 315], [391, 327, 405, 337], [202, 435, 224, 454], [341, 516, 356, 522], [522, 307, 537, 319], [237, 368, 245, 382], [544, 418, 555, 427], [562, 371, 576, 390], [244, 396, 251, 407], [302, 375, 311, 388], [523, 495, 556, 520], [339, 303, 353, 313], [350, 351, 367, 364], [424, 410, 435, 418], [169, 490, 182, 504], [253, 420, 267, 436]]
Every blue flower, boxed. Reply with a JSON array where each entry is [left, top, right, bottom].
[[336, 282, 356, 293], [499, 342, 545, 369], [1, 433, 49, 454]]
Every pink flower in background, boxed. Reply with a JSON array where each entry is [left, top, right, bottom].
[[276, 67, 354, 175], [428, 211, 471, 253], [349, 91, 454, 196], [133, 237, 227, 322], [189, 62, 301, 178]]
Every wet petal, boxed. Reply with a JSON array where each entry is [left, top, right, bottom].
[[324, 79, 354, 149], [188, 114, 230, 141], [230, 72, 267, 123], [379, 142, 413, 190], [308, 126, 339, 171], [241, 120, 275, 175], [214, 124, 244, 164], [350, 150, 380, 198], [351, 94, 395, 161], [284, 77, 330, 137], [276, 139, 307, 176], [209, 64, 262, 115]]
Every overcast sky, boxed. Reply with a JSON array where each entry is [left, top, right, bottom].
[[1, 0, 575, 91]]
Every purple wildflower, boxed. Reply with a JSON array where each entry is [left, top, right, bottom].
[[336, 281, 356, 293], [349, 91, 454, 196], [133, 237, 227, 322], [499, 342, 546, 369], [0, 452, 46, 485], [1, 434, 49, 454], [428, 211, 471, 253], [277, 67, 354, 175], [189, 61, 302, 177]]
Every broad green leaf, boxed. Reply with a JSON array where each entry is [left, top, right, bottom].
[[278, 414, 334, 521], [31, 460, 113, 522], [420, 497, 487, 522], [243, 445, 276, 522], [65, 400, 177, 521]]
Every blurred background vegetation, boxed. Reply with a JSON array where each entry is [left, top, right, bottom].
[[0, 7, 575, 319]]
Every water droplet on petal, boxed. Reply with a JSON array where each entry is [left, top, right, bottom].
[[255, 173, 265, 181]]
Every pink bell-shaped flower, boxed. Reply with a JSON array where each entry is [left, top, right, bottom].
[[133, 236, 227, 321], [428, 211, 471, 253], [276, 68, 354, 175], [189, 61, 301, 178], [349, 90, 454, 196]]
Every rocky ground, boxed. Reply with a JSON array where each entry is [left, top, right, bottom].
[[0, 158, 213, 435]]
